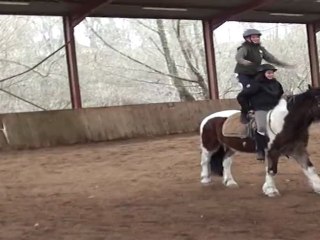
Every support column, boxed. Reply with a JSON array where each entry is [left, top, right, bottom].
[[306, 23, 320, 88], [202, 20, 219, 100], [63, 16, 82, 109]]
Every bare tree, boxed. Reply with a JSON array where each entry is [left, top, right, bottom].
[[156, 19, 195, 101], [0, 17, 313, 112]]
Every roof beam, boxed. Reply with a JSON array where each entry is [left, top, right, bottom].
[[306, 23, 320, 88], [306, 16, 320, 33], [70, 0, 114, 28], [314, 21, 320, 33], [210, 0, 276, 30], [203, 20, 219, 99], [63, 16, 82, 108]]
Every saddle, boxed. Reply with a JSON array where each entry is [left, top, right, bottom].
[[222, 112, 256, 138]]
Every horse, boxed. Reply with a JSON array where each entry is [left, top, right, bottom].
[[199, 85, 320, 197]]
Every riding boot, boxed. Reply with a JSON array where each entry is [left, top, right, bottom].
[[237, 92, 251, 124], [255, 132, 267, 161], [240, 111, 249, 124]]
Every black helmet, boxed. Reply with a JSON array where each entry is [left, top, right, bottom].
[[257, 64, 277, 72], [243, 28, 262, 38]]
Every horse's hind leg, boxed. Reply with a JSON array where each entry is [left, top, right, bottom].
[[291, 149, 320, 194], [200, 145, 214, 185], [222, 150, 238, 188]]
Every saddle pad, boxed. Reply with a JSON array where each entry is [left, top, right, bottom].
[[222, 112, 250, 138]]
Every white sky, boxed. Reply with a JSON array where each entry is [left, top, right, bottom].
[[74, 19, 300, 46]]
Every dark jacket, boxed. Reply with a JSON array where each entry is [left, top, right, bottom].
[[234, 42, 289, 75], [237, 74, 284, 111]]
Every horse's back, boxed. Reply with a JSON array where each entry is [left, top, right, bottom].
[[200, 110, 240, 150], [200, 110, 240, 134], [222, 112, 250, 138]]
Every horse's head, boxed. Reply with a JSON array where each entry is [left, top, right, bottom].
[[307, 84, 320, 119]]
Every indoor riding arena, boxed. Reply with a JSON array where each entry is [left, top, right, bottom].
[[1, 123, 320, 240], [2, 1, 320, 240]]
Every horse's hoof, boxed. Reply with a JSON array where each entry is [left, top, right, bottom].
[[313, 188, 320, 194], [224, 179, 239, 188], [263, 185, 280, 197], [201, 177, 212, 185], [266, 191, 280, 197], [311, 183, 320, 194]]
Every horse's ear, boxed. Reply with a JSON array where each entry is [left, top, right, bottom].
[[308, 84, 312, 90], [282, 90, 293, 100]]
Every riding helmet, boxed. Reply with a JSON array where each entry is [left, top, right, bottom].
[[243, 29, 262, 38], [257, 64, 277, 72]]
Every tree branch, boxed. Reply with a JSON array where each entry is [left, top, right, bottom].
[[0, 43, 67, 84], [0, 59, 46, 78], [173, 20, 208, 98], [85, 20, 198, 84], [0, 88, 46, 110], [148, 36, 165, 57], [136, 20, 159, 34]]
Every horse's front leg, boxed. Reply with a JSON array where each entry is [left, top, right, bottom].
[[262, 149, 280, 197], [200, 145, 213, 185], [291, 149, 320, 194]]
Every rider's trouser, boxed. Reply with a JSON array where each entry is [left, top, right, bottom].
[[254, 110, 269, 155], [236, 74, 255, 114]]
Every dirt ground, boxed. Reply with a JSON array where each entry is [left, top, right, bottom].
[[1, 125, 320, 240]]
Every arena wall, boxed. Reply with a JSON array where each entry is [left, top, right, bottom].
[[0, 99, 239, 150]]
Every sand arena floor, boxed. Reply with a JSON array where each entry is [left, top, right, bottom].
[[1, 125, 320, 240]]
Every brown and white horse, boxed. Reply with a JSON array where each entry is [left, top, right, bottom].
[[200, 86, 320, 197]]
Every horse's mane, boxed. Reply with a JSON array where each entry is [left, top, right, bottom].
[[282, 90, 317, 130], [285, 90, 313, 111]]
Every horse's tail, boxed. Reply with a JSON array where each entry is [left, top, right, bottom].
[[210, 146, 225, 176]]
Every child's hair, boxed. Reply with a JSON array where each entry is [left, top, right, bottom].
[[254, 72, 266, 81]]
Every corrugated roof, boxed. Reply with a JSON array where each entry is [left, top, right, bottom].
[[0, 0, 319, 24]]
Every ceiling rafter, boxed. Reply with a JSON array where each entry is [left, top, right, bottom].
[[67, 0, 114, 27], [210, 0, 276, 30], [311, 20, 320, 33], [0, 0, 320, 25]]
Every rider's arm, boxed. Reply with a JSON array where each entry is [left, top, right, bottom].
[[235, 47, 252, 65], [238, 82, 260, 97], [278, 82, 284, 97], [262, 47, 290, 67]]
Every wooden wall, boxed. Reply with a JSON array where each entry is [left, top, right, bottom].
[[0, 99, 239, 150]]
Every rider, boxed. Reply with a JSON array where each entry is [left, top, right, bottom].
[[234, 28, 293, 123], [236, 64, 284, 160]]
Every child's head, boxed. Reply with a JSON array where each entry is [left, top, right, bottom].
[[264, 70, 276, 80], [243, 29, 261, 44], [257, 64, 277, 80]]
